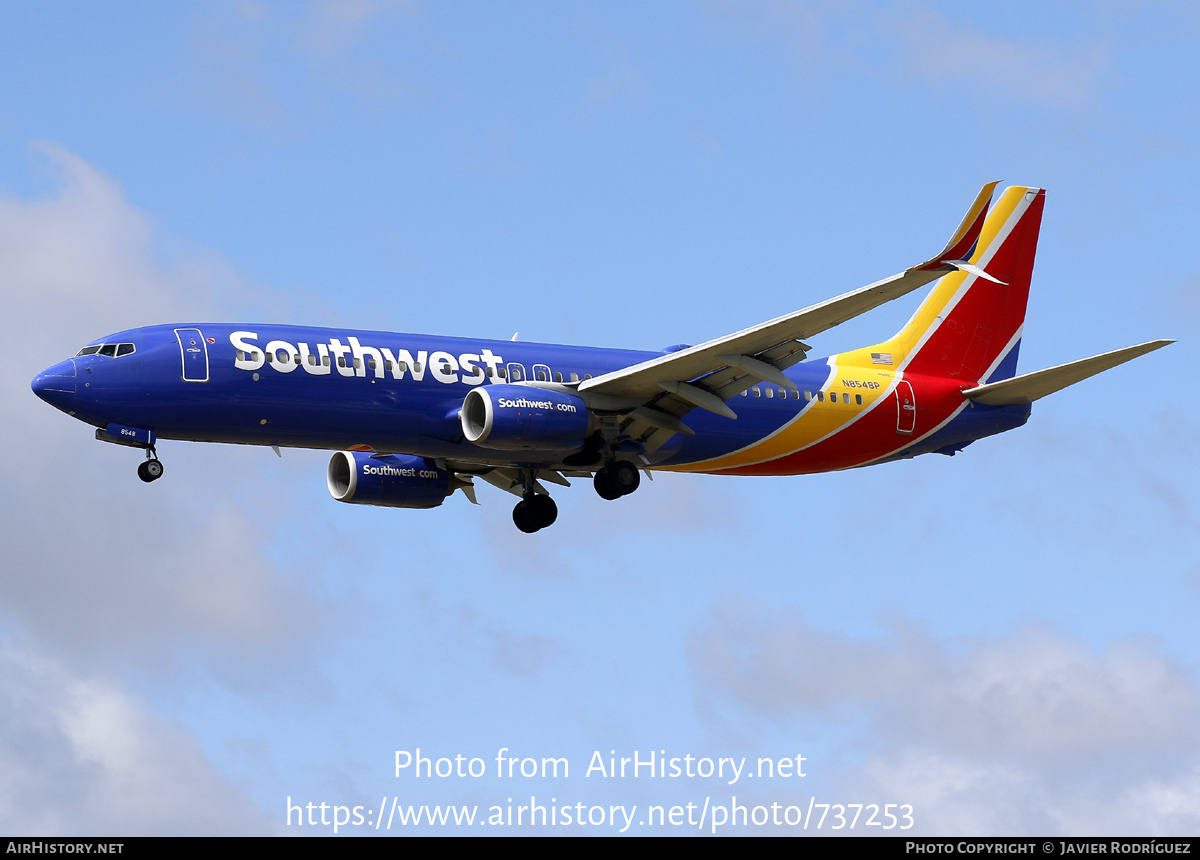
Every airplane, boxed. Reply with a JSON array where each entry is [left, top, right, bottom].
[[31, 183, 1172, 533]]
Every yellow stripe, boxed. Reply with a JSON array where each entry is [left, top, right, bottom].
[[664, 186, 1035, 473], [664, 364, 896, 472], [838, 186, 1032, 371]]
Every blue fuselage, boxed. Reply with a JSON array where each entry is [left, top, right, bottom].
[[32, 322, 1029, 472]]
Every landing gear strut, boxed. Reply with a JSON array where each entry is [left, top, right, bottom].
[[513, 493, 558, 533], [594, 461, 640, 500], [137, 448, 164, 483]]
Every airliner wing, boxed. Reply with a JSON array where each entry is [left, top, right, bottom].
[[578, 182, 1000, 412]]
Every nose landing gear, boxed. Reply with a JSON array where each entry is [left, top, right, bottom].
[[137, 449, 164, 483]]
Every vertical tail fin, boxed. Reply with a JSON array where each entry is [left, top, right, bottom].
[[840, 186, 1045, 383]]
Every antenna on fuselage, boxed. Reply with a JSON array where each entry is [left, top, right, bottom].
[[510, 332, 519, 341]]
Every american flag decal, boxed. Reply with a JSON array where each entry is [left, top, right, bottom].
[[871, 352, 893, 365]]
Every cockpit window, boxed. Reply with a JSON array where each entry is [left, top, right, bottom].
[[75, 343, 136, 358]]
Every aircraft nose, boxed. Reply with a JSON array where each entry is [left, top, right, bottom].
[[31, 359, 77, 413]]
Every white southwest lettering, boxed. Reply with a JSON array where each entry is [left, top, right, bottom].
[[429, 351, 459, 383], [328, 338, 354, 377], [459, 353, 484, 384], [229, 332, 502, 388], [298, 341, 331, 375], [231, 331, 265, 370], [348, 336, 383, 379], [392, 349, 428, 381], [495, 397, 577, 412], [265, 340, 300, 373], [362, 464, 443, 479]]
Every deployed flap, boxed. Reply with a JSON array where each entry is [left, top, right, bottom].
[[580, 182, 1001, 402], [964, 340, 1173, 406]]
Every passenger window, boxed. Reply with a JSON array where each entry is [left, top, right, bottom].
[[741, 389, 748, 396], [368, 358, 377, 370], [237, 350, 245, 361], [498, 367, 507, 379], [584, 374, 592, 380], [817, 391, 825, 402], [555, 372, 563, 383], [804, 390, 813, 401], [570, 373, 579, 382], [338, 356, 346, 367], [765, 388, 774, 399], [752, 387, 761, 397], [323, 355, 330, 366], [856, 394, 863, 405]]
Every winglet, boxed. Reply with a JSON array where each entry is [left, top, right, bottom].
[[914, 180, 1001, 272]]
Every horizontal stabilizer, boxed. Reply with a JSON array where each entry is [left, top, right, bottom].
[[963, 340, 1173, 406]]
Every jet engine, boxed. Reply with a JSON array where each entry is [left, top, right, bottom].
[[327, 451, 451, 509], [460, 385, 590, 451]]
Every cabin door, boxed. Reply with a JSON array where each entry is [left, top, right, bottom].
[[895, 379, 916, 434], [175, 328, 210, 383]]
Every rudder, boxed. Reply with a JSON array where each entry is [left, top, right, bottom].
[[840, 186, 1045, 384]]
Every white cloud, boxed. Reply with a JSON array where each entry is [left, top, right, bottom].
[[885, 6, 1109, 106], [0, 648, 270, 835], [729, 2, 1109, 108], [0, 144, 309, 665], [691, 599, 1200, 834], [0, 142, 310, 833], [296, 0, 418, 59]]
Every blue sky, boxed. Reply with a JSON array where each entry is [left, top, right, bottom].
[[2, 1, 1199, 835]]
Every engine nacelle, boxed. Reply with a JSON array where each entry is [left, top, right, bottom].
[[460, 385, 590, 451], [327, 451, 451, 509]]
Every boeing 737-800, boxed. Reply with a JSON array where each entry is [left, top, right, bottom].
[[31, 184, 1171, 532]]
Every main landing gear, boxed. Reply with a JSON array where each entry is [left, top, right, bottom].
[[137, 448, 164, 483], [512, 493, 558, 534], [510, 460, 641, 533], [594, 461, 640, 500]]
